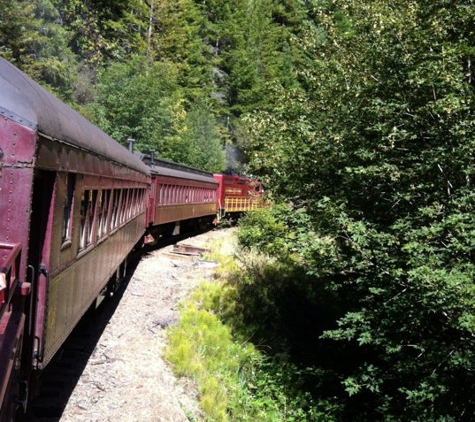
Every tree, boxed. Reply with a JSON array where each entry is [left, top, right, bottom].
[[146, 0, 215, 101], [175, 100, 227, 172], [88, 57, 226, 171], [51, 0, 148, 65], [0, 0, 78, 100], [243, 0, 475, 419], [86, 57, 184, 156]]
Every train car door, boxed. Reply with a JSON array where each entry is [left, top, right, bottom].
[[26, 170, 56, 371]]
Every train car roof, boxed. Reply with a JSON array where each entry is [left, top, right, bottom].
[[0, 58, 149, 175], [138, 153, 218, 185]]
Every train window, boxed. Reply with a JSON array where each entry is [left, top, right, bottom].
[[62, 173, 76, 245], [128, 189, 133, 218], [88, 191, 97, 244], [132, 189, 138, 216], [129, 189, 134, 218], [79, 190, 97, 251], [136, 189, 141, 213], [124, 189, 131, 220], [131, 189, 137, 216], [118, 190, 124, 224], [141, 189, 146, 211], [79, 191, 88, 250], [136, 189, 140, 212], [98, 189, 111, 239], [133, 189, 138, 213], [125, 189, 132, 220], [110, 190, 121, 230], [140, 188, 145, 212], [120, 189, 128, 224]]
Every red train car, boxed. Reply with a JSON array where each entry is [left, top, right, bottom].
[[141, 154, 218, 240], [0, 58, 150, 420], [213, 173, 265, 219], [0, 57, 271, 420]]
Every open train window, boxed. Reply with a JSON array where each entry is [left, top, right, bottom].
[[79, 189, 97, 251], [97, 189, 111, 240], [110, 189, 121, 230], [130, 189, 136, 217], [121, 189, 129, 223], [165, 185, 170, 204], [62, 173, 76, 246]]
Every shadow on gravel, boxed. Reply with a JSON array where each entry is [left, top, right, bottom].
[[19, 227, 214, 422]]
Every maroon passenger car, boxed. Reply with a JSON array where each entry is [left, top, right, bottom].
[[140, 154, 218, 240], [0, 58, 150, 420]]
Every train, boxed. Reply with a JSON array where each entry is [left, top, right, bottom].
[[0, 57, 265, 421]]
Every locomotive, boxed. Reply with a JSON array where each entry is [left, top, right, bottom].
[[0, 57, 265, 420], [214, 173, 265, 220]]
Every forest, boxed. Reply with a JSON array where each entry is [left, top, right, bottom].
[[2, 0, 475, 420]]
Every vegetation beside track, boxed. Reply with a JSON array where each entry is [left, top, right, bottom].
[[165, 231, 326, 422]]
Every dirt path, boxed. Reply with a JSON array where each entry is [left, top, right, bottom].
[[59, 227, 236, 422]]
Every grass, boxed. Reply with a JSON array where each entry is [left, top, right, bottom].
[[164, 233, 327, 421]]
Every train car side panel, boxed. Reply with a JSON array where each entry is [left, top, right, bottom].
[[41, 213, 146, 368], [151, 175, 218, 226], [0, 117, 37, 284], [0, 116, 37, 420], [30, 147, 149, 368], [143, 159, 219, 235], [153, 204, 218, 225]]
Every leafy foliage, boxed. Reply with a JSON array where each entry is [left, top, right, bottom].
[[173, 100, 227, 173], [166, 241, 334, 421], [87, 57, 226, 171], [51, 0, 148, 65], [86, 57, 182, 152], [0, 0, 79, 99], [243, 0, 475, 420]]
